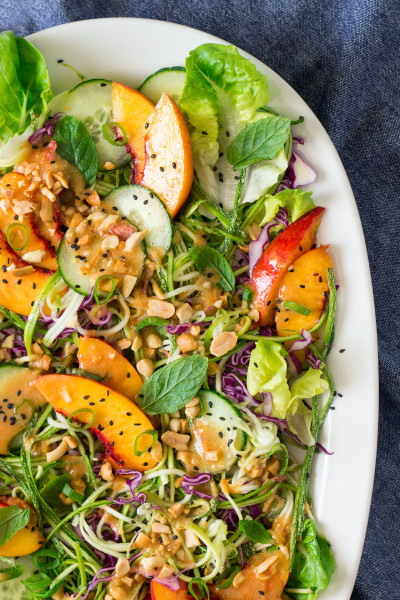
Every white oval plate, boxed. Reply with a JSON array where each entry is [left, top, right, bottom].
[[27, 18, 378, 600]]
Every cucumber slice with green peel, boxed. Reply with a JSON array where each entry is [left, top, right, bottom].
[[57, 236, 92, 296], [139, 67, 186, 104], [102, 185, 173, 252], [47, 79, 130, 171], [190, 390, 247, 473]]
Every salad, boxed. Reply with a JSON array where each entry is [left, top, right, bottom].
[[0, 30, 337, 600]]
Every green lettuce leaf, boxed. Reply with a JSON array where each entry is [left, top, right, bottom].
[[259, 188, 316, 226], [0, 31, 52, 149], [247, 340, 291, 419], [287, 519, 335, 599], [180, 44, 288, 211], [288, 368, 329, 415]]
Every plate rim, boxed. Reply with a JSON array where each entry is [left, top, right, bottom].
[[25, 17, 379, 599]]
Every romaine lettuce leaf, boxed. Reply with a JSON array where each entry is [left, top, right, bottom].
[[247, 340, 291, 419], [0, 31, 52, 148], [180, 44, 289, 211]]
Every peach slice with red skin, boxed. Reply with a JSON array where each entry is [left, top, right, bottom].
[[139, 92, 194, 217], [33, 374, 158, 472], [0, 172, 57, 270], [0, 496, 45, 556], [210, 550, 289, 600], [275, 246, 333, 342], [112, 82, 155, 182], [250, 207, 325, 326], [0, 230, 53, 316], [78, 336, 142, 400]]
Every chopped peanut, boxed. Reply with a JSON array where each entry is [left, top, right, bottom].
[[134, 532, 152, 549], [210, 331, 238, 357], [115, 557, 130, 577], [177, 332, 198, 353], [175, 303, 193, 323], [46, 440, 69, 462], [136, 358, 154, 378], [168, 502, 184, 518], [161, 431, 190, 451], [152, 523, 170, 534], [100, 461, 114, 482], [40, 355, 51, 370], [147, 299, 175, 319], [63, 436, 78, 449], [122, 275, 137, 298], [184, 530, 200, 548]]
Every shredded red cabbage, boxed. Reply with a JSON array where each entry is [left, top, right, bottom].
[[305, 347, 322, 369], [182, 473, 214, 499], [165, 321, 210, 335], [107, 470, 146, 505], [28, 113, 63, 144]]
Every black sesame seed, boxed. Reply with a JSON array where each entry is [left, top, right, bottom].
[[160, 167, 165, 172], [32, 144, 38, 149], [100, 82, 107, 87], [50, 160, 56, 164], [2, 279, 7, 284], [276, 306, 281, 312], [299, 245, 303, 251], [219, 417, 225, 421], [99, 398, 105, 403], [305, 472, 310, 478], [143, 462, 148, 466], [109, 420, 114, 426], [158, 536, 162, 543], [208, 401, 213, 408], [98, 425, 104, 431], [206, 412, 212, 416], [133, 194, 137, 200], [227, 439, 233, 446], [233, 426, 237, 430], [193, 466, 199, 471], [259, 592, 265, 596], [339, 348, 345, 353], [144, 200, 149, 205], [218, 432, 223, 438], [172, 535, 178, 540], [267, 300, 271, 306], [149, 192, 153, 198], [10, 416, 16, 425], [17, 279, 22, 285], [127, 372, 131, 378], [234, 175, 240, 180], [338, 393, 343, 398], [110, 441, 115, 447], [89, 402, 95, 406], [21, 413, 27, 420], [17, 390, 21, 397], [119, 431, 123, 436], [299, 284, 305, 288], [126, 412, 132, 416], [318, 276, 323, 283], [226, 131, 230, 137], [107, 390, 110, 396], [3, 416, 6, 422], [14, 215, 18, 220], [57, 59, 64, 63], [172, 162, 177, 169], [134, 423, 141, 426], [84, 395, 90, 399], [151, 154, 156, 159], [323, 291, 328, 298], [284, 318, 289, 322], [144, 123, 149, 128], [7, 403, 14, 409]]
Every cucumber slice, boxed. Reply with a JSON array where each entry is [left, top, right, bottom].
[[47, 80, 130, 171], [139, 67, 186, 104], [190, 390, 247, 473], [57, 236, 92, 296], [102, 185, 173, 252]]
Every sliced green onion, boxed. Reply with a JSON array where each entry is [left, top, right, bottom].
[[215, 565, 241, 589], [188, 578, 210, 600], [283, 300, 312, 316], [32, 548, 61, 571], [94, 275, 116, 305], [67, 408, 95, 431], [6, 222, 29, 251], [134, 429, 158, 457], [25, 572, 53, 592], [62, 483, 84, 503], [102, 122, 127, 147]]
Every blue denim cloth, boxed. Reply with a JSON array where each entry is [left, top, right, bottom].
[[1, 2, 399, 598]]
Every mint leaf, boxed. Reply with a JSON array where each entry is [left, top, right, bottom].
[[54, 115, 98, 184], [136, 317, 169, 337], [137, 355, 208, 415], [227, 116, 291, 170], [0, 505, 30, 546], [238, 520, 272, 544], [189, 246, 235, 292]]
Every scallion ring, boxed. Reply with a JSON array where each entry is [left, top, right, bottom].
[[6, 222, 30, 251], [188, 578, 210, 600], [283, 300, 312, 316], [94, 275, 116, 305], [134, 429, 158, 457], [62, 482, 84, 503], [102, 122, 128, 147], [67, 408, 95, 431]]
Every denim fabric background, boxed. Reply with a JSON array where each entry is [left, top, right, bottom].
[[1, 1, 399, 598]]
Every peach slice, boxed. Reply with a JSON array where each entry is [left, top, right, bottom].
[[33, 374, 158, 471], [0, 366, 46, 455], [210, 550, 289, 600], [0, 497, 44, 556], [78, 336, 142, 400], [0, 231, 53, 316], [139, 92, 193, 217], [151, 580, 189, 600], [112, 82, 155, 182], [250, 207, 325, 326], [0, 172, 57, 270], [276, 246, 333, 340]]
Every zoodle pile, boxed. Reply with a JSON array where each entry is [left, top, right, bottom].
[[0, 31, 336, 600]]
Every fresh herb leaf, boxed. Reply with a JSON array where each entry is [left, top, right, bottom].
[[137, 355, 208, 415], [189, 246, 235, 292], [0, 31, 52, 145], [136, 317, 168, 337], [0, 557, 23, 582], [242, 288, 254, 304], [287, 519, 335, 599], [53, 115, 98, 185], [40, 474, 71, 506], [238, 519, 272, 544], [0, 505, 30, 546], [227, 116, 291, 170], [283, 300, 312, 316]]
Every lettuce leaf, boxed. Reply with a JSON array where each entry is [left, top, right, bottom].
[[0, 31, 52, 148], [288, 367, 329, 415], [287, 519, 335, 599], [180, 44, 289, 211], [259, 188, 316, 226], [247, 340, 291, 419]]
